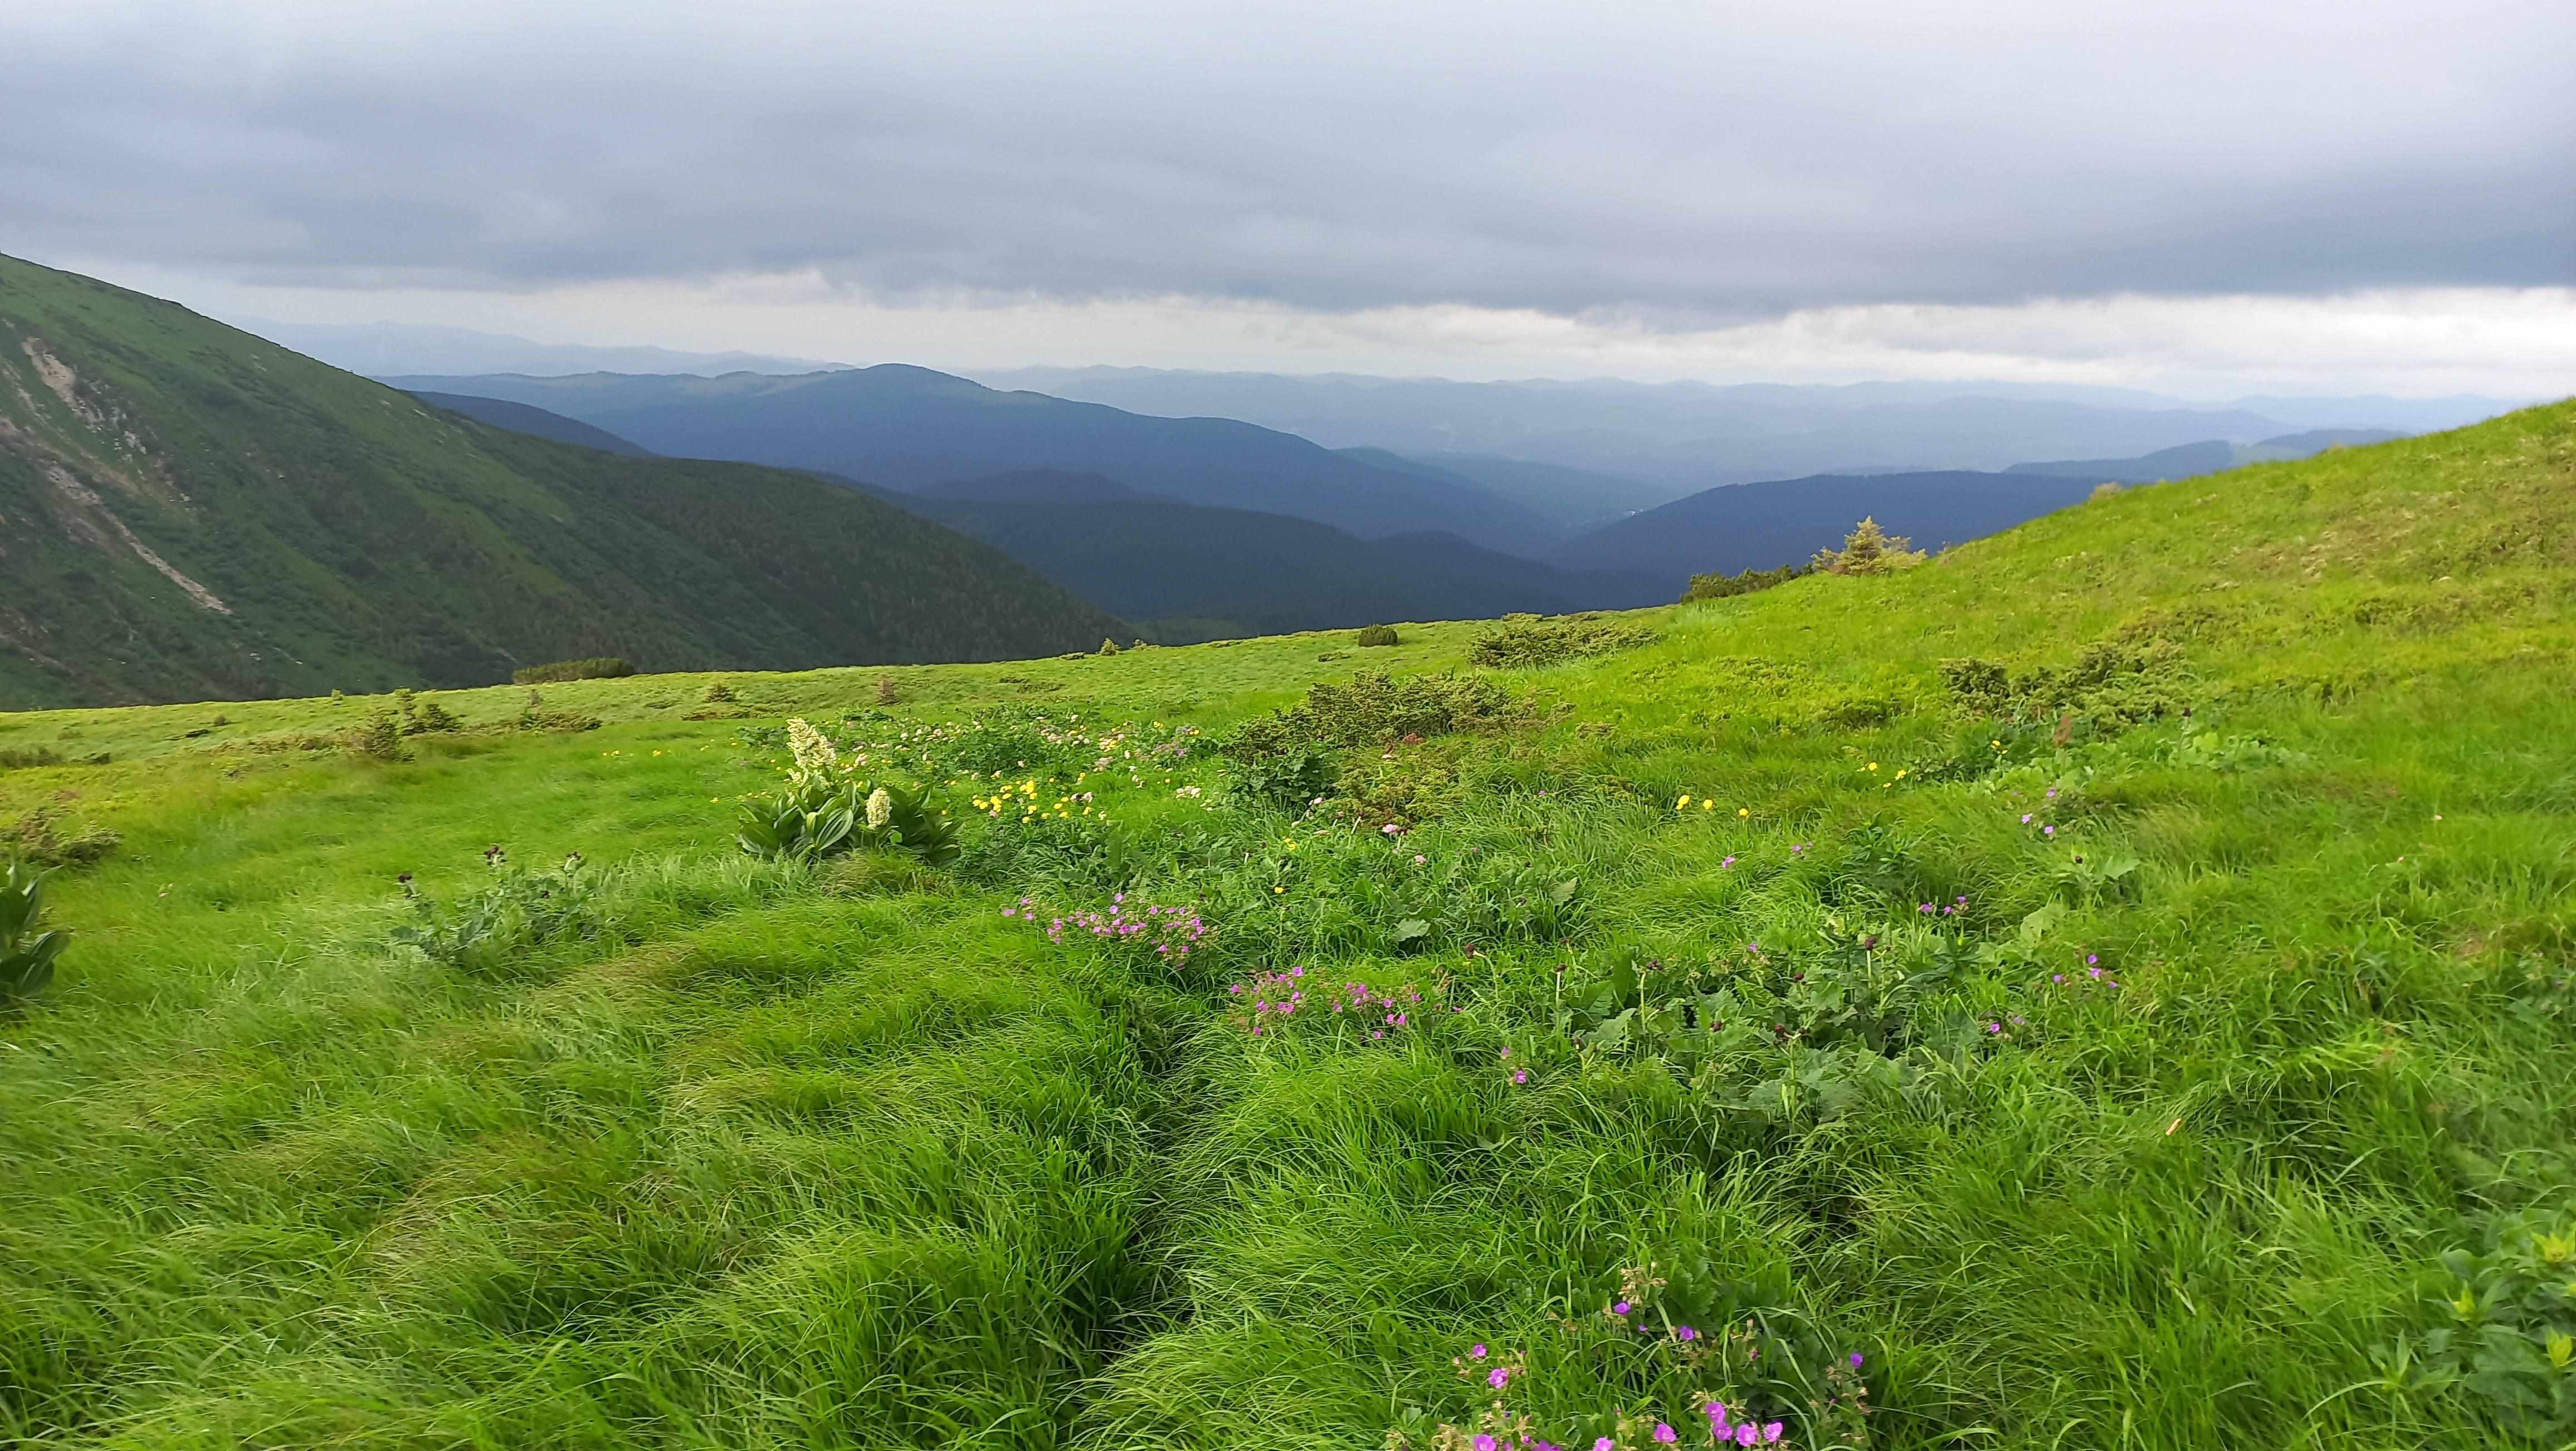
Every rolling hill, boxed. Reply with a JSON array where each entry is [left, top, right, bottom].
[[895, 469, 1670, 640], [0, 254, 1128, 708], [383, 367, 1570, 557]]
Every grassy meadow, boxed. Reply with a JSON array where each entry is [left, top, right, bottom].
[[3, 403, 2573, 1449]]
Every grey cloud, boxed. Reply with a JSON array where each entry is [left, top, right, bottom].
[[2, 1, 2568, 318]]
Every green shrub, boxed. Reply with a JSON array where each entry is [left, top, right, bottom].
[[1810, 515, 1926, 575], [1682, 562, 1803, 602], [0, 859, 69, 1002], [345, 712, 411, 762], [0, 746, 65, 770], [391, 689, 462, 734], [1356, 624, 1400, 647], [511, 656, 635, 685], [702, 679, 738, 703], [1467, 613, 1655, 669], [2, 810, 121, 870], [505, 690, 602, 733], [1941, 623, 2193, 729]]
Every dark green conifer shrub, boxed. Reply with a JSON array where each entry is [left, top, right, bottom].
[[1681, 563, 1801, 602], [1468, 613, 1655, 669], [347, 712, 411, 762]]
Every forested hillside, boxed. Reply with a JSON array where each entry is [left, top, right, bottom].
[[0, 255, 1128, 707]]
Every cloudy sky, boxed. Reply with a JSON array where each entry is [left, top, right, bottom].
[[6, 0, 2570, 396]]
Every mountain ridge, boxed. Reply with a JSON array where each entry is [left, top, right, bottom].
[[0, 254, 1128, 708], [381, 366, 1571, 558]]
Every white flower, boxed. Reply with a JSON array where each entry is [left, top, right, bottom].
[[865, 787, 893, 829], [786, 717, 837, 774]]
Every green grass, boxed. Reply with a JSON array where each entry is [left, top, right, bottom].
[[2, 405, 2573, 1448]]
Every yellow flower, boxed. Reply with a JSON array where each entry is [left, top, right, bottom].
[[1738, 807, 1750, 817], [1677, 794, 1692, 809], [1274, 885, 1285, 894], [1701, 799, 1713, 810]]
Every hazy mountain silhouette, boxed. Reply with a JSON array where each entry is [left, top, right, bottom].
[[384, 367, 1568, 557]]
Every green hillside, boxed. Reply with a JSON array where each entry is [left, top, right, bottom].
[[0, 254, 1128, 709], [0, 403, 2571, 1449]]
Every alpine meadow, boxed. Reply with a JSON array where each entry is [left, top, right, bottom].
[[2, 400, 2573, 1449]]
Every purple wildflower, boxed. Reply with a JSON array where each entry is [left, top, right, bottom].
[[1654, 1424, 1676, 1444], [1488, 1367, 1510, 1389]]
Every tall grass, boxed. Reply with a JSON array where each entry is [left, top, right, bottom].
[[2, 402, 2571, 1447]]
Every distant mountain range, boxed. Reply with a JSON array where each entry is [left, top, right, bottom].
[[0, 255, 1124, 708], [382, 367, 1569, 558], [969, 366, 2512, 493], [402, 377, 2404, 635], [1547, 471, 2102, 580], [229, 317, 848, 378], [890, 470, 1669, 641]]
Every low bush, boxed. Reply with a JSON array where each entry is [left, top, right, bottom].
[[3, 809, 121, 869], [1940, 623, 2194, 729], [1470, 613, 1656, 669], [0, 747, 109, 770], [512, 655, 635, 685], [1682, 562, 1803, 602], [1809, 517, 1926, 576], [345, 711, 410, 762], [1357, 624, 1401, 646]]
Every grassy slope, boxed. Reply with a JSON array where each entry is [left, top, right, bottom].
[[0, 405, 2570, 1449], [0, 255, 1126, 709]]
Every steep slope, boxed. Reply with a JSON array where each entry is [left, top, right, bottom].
[[0, 255, 1127, 707], [1548, 469, 2100, 580], [386, 367, 1568, 557], [894, 470, 1670, 639]]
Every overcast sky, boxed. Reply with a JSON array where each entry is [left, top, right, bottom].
[[5, 0, 2570, 395]]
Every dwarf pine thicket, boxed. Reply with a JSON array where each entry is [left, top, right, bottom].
[[0, 403, 2572, 1449]]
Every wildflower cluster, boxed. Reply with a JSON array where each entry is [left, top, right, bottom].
[[1009, 892, 1208, 968], [970, 777, 1100, 822], [2042, 952, 2121, 994], [1228, 965, 1425, 1040]]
